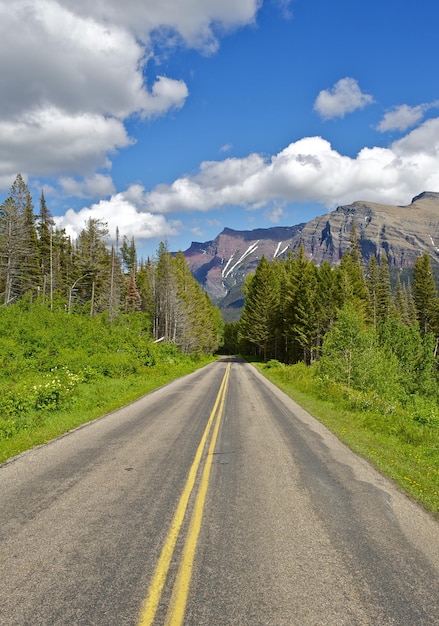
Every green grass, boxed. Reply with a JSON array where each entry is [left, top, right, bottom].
[[0, 359, 214, 464], [253, 361, 439, 517], [0, 303, 218, 464]]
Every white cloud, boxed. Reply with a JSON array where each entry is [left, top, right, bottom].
[[61, 0, 261, 52], [145, 153, 266, 212], [59, 174, 116, 198], [377, 104, 425, 133], [265, 206, 285, 223], [0, 0, 259, 185], [0, 1, 189, 122], [0, 107, 132, 178], [377, 102, 439, 132], [53, 116, 439, 248], [144, 77, 189, 117], [54, 185, 180, 244], [391, 117, 439, 158], [314, 77, 374, 120], [141, 118, 439, 213]]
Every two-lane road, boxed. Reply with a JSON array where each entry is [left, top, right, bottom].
[[1, 358, 439, 625]]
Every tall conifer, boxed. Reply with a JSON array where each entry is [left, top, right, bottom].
[[37, 191, 55, 303], [239, 255, 277, 361], [285, 246, 318, 364], [413, 253, 439, 336]]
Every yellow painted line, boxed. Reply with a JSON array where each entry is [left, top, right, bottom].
[[165, 363, 230, 626], [138, 362, 231, 626]]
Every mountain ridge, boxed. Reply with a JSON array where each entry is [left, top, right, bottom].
[[182, 192, 439, 320]]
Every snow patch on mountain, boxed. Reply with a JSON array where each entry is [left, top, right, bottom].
[[273, 242, 282, 258], [273, 242, 289, 258], [223, 241, 259, 278], [430, 237, 439, 253], [221, 253, 235, 278]]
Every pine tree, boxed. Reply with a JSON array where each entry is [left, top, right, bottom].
[[366, 255, 380, 329], [37, 191, 55, 305], [154, 242, 179, 341], [0, 197, 21, 304], [315, 260, 339, 353], [121, 235, 137, 275], [239, 255, 277, 360], [120, 235, 142, 315], [271, 258, 289, 361], [404, 282, 418, 326], [173, 252, 208, 353], [284, 246, 318, 364], [107, 244, 124, 321], [393, 273, 410, 325], [412, 253, 439, 336], [377, 250, 392, 322], [20, 184, 40, 298], [339, 222, 368, 311], [54, 230, 75, 302], [0, 175, 40, 303], [73, 218, 111, 315], [137, 258, 156, 321], [173, 251, 197, 352], [125, 273, 142, 313], [349, 220, 362, 267]]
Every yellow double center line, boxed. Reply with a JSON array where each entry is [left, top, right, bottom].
[[138, 362, 231, 626]]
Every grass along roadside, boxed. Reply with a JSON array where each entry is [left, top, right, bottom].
[[253, 360, 439, 517], [0, 358, 214, 464]]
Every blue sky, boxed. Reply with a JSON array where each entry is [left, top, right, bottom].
[[1, 0, 439, 258]]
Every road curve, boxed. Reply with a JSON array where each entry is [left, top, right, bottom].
[[1, 357, 439, 625]]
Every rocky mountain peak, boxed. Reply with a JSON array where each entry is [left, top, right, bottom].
[[182, 192, 439, 320], [410, 191, 439, 204]]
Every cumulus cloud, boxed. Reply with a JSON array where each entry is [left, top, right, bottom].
[[314, 77, 374, 120], [0, 0, 260, 185], [141, 118, 439, 213], [377, 102, 439, 132], [0, 107, 133, 178], [61, 0, 261, 53], [55, 185, 180, 244], [59, 174, 116, 198], [55, 115, 439, 247]]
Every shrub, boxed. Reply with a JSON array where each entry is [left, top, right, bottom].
[[86, 353, 139, 378], [264, 359, 285, 369]]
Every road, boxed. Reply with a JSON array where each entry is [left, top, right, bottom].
[[1, 357, 439, 625]]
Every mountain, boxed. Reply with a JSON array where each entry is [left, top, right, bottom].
[[182, 192, 439, 320], [182, 225, 304, 320]]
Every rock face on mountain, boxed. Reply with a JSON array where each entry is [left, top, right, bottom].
[[183, 225, 304, 319], [301, 191, 439, 268], [182, 192, 439, 320]]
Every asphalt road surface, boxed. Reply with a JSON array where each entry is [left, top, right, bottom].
[[1, 357, 439, 625]]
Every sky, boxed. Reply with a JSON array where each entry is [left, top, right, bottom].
[[1, 0, 439, 258]]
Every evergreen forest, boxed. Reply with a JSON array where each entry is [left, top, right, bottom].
[[0, 174, 223, 354], [235, 221, 439, 407]]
